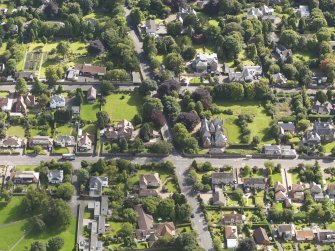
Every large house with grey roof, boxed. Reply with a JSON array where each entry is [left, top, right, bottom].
[[192, 53, 219, 74]]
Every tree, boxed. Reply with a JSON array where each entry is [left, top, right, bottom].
[[167, 20, 183, 36], [15, 78, 27, 95], [157, 79, 181, 98], [44, 2, 59, 18], [33, 145, 42, 154], [38, 94, 50, 107], [139, 79, 157, 95], [119, 137, 128, 152], [241, 165, 251, 177], [43, 199, 71, 229], [315, 90, 328, 104], [96, 111, 110, 129], [148, 140, 173, 154], [139, 123, 151, 142], [158, 198, 176, 220], [164, 53, 185, 75], [47, 237, 64, 251], [56, 41, 70, 58], [30, 241, 46, 251], [123, 208, 138, 223], [45, 65, 64, 85], [203, 0, 219, 15], [77, 168, 89, 186], [192, 88, 212, 109], [236, 238, 256, 251], [54, 109, 72, 123], [222, 35, 243, 59], [176, 204, 191, 222], [118, 222, 134, 237], [142, 98, 163, 121], [279, 30, 299, 49], [130, 8, 142, 26], [31, 216, 46, 233], [297, 119, 310, 132], [176, 112, 200, 132], [75, 88, 84, 105], [173, 123, 199, 153], [131, 138, 145, 153], [151, 108, 166, 128], [88, 39, 105, 55], [55, 183, 75, 200]]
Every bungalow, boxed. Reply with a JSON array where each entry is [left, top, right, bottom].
[[177, 6, 197, 24], [212, 188, 226, 206], [192, 53, 219, 74], [275, 44, 292, 62], [253, 227, 270, 245], [244, 178, 267, 190], [100, 120, 134, 141], [54, 135, 76, 147], [296, 230, 314, 241], [87, 86, 97, 103], [74, 63, 106, 77], [0, 136, 26, 148], [211, 172, 235, 187], [47, 170, 64, 184], [228, 66, 262, 82], [143, 19, 167, 36], [15, 71, 35, 81], [222, 211, 244, 225], [0, 97, 13, 111], [314, 121, 335, 143], [264, 144, 297, 158], [311, 101, 335, 115], [139, 173, 161, 189], [11, 171, 39, 184], [225, 226, 238, 248], [278, 122, 295, 136], [89, 176, 108, 197], [15, 96, 27, 114], [317, 230, 335, 243], [29, 136, 53, 149], [50, 94, 65, 109], [278, 224, 296, 240], [77, 133, 92, 151], [71, 106, 80, 117]]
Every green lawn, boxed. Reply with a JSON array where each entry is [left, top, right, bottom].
[[214, 101, 274, 145], [14, 217, 76, 251], [0, 91, 9, 97], [52, 147, 69, 154], [81, 101, 100, 121], [55, 124, 73, 136], [83, 124, 97, 135], [323, 141, 335, 154], [274, 202, 283, 211], [30, 127, 52, 137], [7, 126, 26, 138], [271, 173, 282, 183], [0, 42, 7, 55], [193, 43, 215, 54], [177, 225, 192, 233], [0, 196, 27, 224], [17, 44, 27, 72], [291, 172, 300, 184], [165, 179, 178, 193], [102, 93, 143, 122], [190, 77, 202, 84], [0, 219, 30, 251], [129, 168, 172, 186], [15, 165, 37, 171]]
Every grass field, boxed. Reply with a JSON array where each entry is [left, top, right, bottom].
[[17, 44, 27, 71], [102, 93, 143, 122], [7, 126, 26, 138], [0, 219, 30, 251], [81, 101, 100, 121], [0, 197, 27, 224], [323, 141, 335, 154], [14, 217, 76, 251], [0, 91, 9, 97], [214, 101, 274, 145], [15, 165, 37, 171], [271, 172, 282, 183]]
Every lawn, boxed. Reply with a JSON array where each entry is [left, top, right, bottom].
[[83, 124, 97, 135], [177, 224, 192, 233], [190, 77, 202, 84], [102, 93, 143, 122], [206, 209, 222, 224], [254, 191, 265, 207], [271, 172, 282, 183], [0, 42, 7, 55], [291, 172, 300, 184], [274, 202, 283, 211], [214, 101, 275, 145], [293, 51, 316, 63], [15, 165, 37, 171], [81, 101, 100, 121], [0, 91, 9, 97], [165, 179, 178, 193], [129, 168, 171, 186], [14, 217, 76, 251], [193, 43, 215, 54], [0, 219, 30, 251], [55, 124, 73, 136], [0, 196, 27, 224], [17, 44, 27, 71], [323, 141, 335, 154], [7, 126, 26, 138], [52, 146, 69, 154], [30, 127, 52, 137]]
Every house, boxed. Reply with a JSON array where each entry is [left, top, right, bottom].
[[143, 19, 167, 36], [225, 226, 238, 248], [74, 63, 106, 77], [29, 136, 53, 149], [228, 66, 263, 82], [314, 121, 335, 143], [154, 222, 176, 240], [100, 120, 134, 141], [15, 71, 35, 81], [0, 136, 26, 148], [327, 184, 335, 197], [66, 68, 80, 81], [89, 176, 108, 197], [263, 144, 297, 158], [139, 173, 161, 189], [0, 97, 13, 111], [77, 133, 92, 151], [284, 198, 292, 208], [244, 178, 266, 190], [310, 182, 322, 194], [11, 171, 39, 184], [54, 135, 76, 147], [275, 191, 287, 201], [135, 204, 154, 241], [278, 122, 295, 136], [298, 5, 310, 18], [272, 73, 287, 85], [274, 181, 286, 193], [200, 118, 228, 149], [139, 189, 159, 197], [192, 53, 219, 74], [24, 92, 36, 107], [15, 96, 27, 114], [290, 183, 305, 202], [302, 131, 321, 147], [87, 86, 97, 103], [50, 94, 65, 109], [132, 72, 142, 85], [212, 188, 226, 206], [47, 170, 64, 184], [211, 172, 235, 187], [247, 5, 274, 19], [278, 224, 296, 240], [268, 32, 279, 44], [275, 44, 292, 61], [317, 230, 335, 243], [296, 230, 314, 241], [71, 106, 80, 117], [177, 6, 197, 23], [253, 227, 270, 245], [311, 101, 335, 115], [222, 211, 244, 225]]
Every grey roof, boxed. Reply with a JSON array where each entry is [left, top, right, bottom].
[[278, 122, 295, 132], [101, 196, 108, 216], [244, 177, 266, 185], [89, 176, 108, 197], [47, 170, 63, 182], [278, 224, 293, 232], [132, 72, 142, 84], [87, 86, 97, 100], [213, 190, 226, 205]]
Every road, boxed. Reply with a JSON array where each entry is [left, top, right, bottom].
[[124, 7, 153, 80]]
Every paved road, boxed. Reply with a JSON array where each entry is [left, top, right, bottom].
[[124, 7, 153, 80]]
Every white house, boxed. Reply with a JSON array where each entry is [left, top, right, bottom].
[[50, 94, 65, 109], [298, 5, 310, 18], [225, 226, 238, 248]]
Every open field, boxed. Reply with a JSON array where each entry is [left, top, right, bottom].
[[102, 93, 143, 122], [0, 219, 30, 250], [214, 101, 275, 145], [7, 126, 25, 138]]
